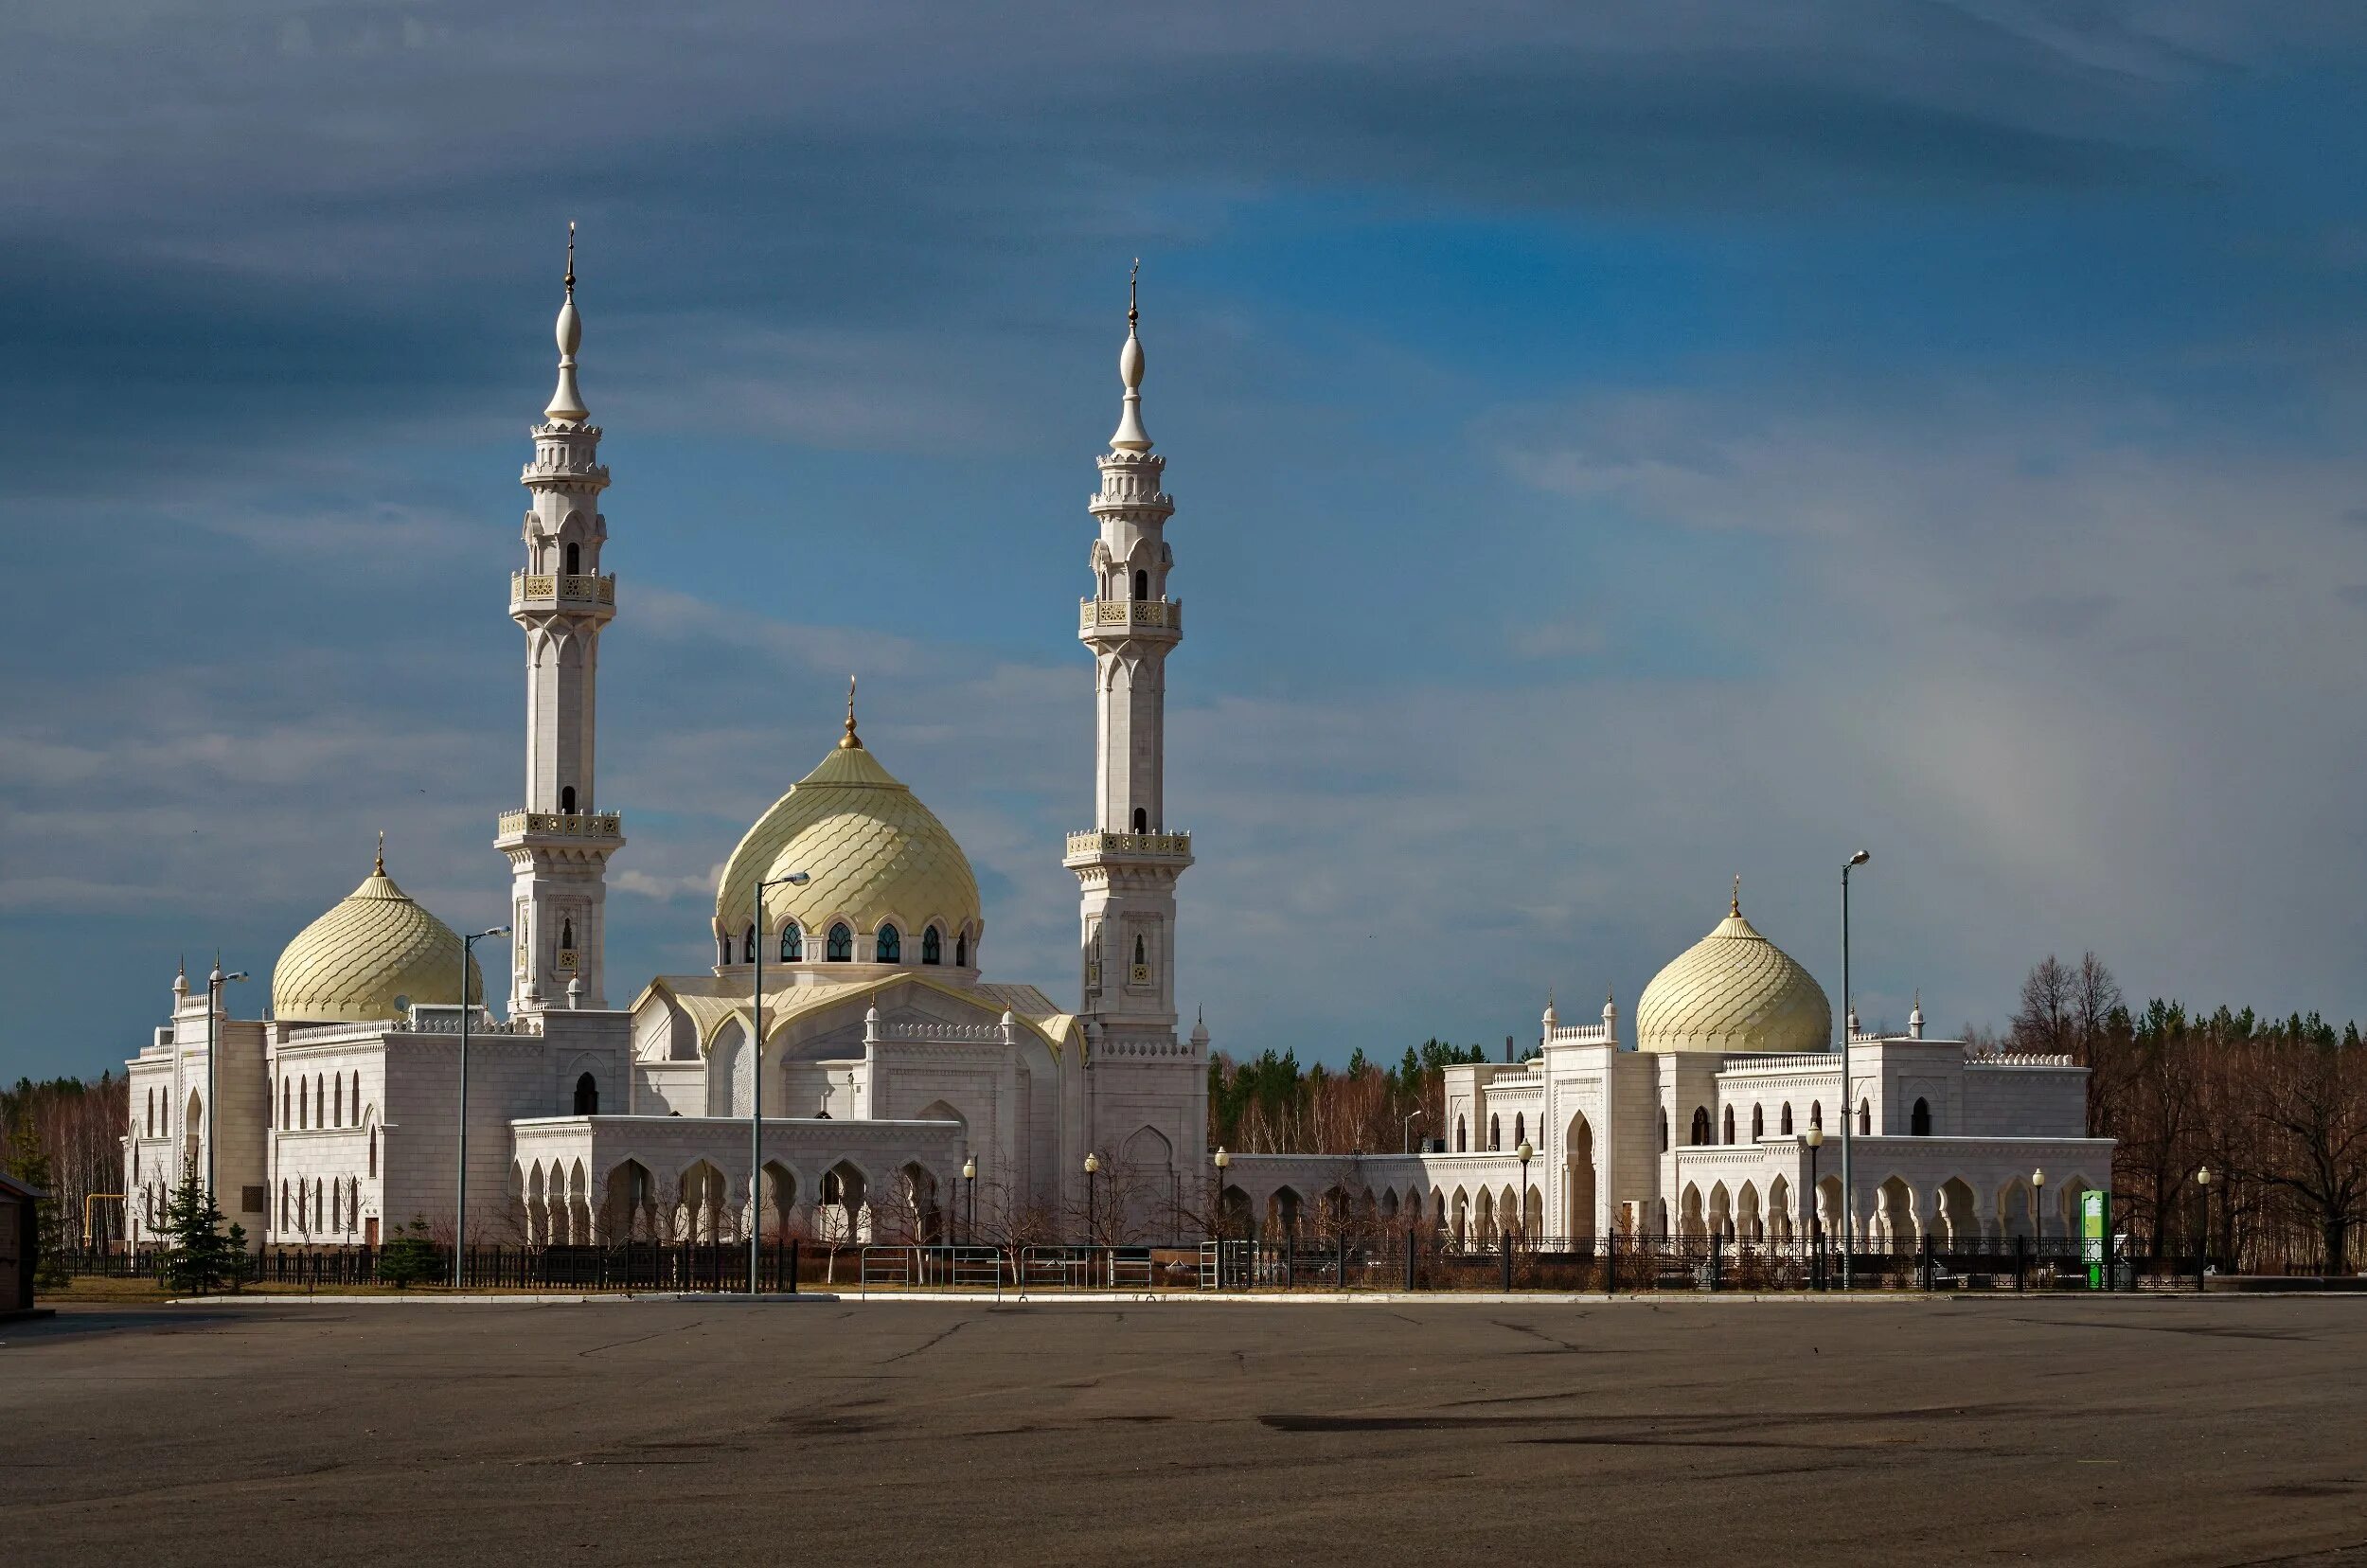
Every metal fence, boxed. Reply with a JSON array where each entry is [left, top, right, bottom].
[[58, 1232, 2208, 1295]]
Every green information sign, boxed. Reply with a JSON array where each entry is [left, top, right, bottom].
[[2080, 1188, 2110, 1290]]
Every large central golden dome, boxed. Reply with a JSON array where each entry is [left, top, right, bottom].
[[272, 848, 485, 1023], [1634, 889, 1831, 1055], [713, 723, 982, 960]]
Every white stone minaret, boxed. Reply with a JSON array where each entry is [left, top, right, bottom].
[[496, 224, 624, 1014], [1065, 265, 1192, 1046]]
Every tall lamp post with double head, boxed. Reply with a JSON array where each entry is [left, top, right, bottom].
[[749, 869, 810, 1294], [1840, 847, 1871, 1288], [453, 925, 508, 1288], [204, 963, 249, 1210]]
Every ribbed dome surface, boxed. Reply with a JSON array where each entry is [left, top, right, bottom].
[[1635, 902, 1831, 1055], [273, 858, 484, 1023], [714, 738, 981, 956]]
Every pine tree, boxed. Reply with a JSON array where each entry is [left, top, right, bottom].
[[380, 1217, 441, 1289], [4, 1120, 69, 1292], [158, 1167, 240, 1294]]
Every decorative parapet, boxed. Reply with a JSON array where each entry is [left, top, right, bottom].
[[1064, 829, 1193, 861], [1966, 1051, 2077, 1067], [283, 1021, 392, 1043], [868, 1019, 1009, 1046], [496, 809, 624, 839], [511, 571, 616, 610], [1078, 597, 1181, 634], [1717, 1053, 1844, 1073], [1546, 1023, 1614, 1044], [391, 1013, 541, 1037]]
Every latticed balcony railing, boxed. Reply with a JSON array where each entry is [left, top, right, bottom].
[[512, 571, 616, 609], [1065, 829, 1193, 860], [1078, 597, 1182, 634], [496, 810, 624, 839]]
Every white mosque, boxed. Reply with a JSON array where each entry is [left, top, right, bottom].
[[121, 246, 2111, 1259]]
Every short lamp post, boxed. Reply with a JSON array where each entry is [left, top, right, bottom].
[[1516, 1139, 1536, 1244], [453, 925, 509, 1289], [1805, 1123, 1824, 1243], [963, 1154, 977, 1246], [2031, 1167, 2046, 1257], [2195, 1165, 2212, 1274], [1083, 1151, 1100, 1243], [749, 868, 810, 1295], [204, 963, 249, 1209]]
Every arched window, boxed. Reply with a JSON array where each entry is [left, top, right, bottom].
[[1455, 1115, 1468, 1152], [332, 1179, 342, 1231], [780, 923, 802, 962], [1809, 1100, 1823, 1131], [1513, 1113, 1525, 1147], [1911, 1096, 1931, 1135], [574, 1072, 599, 1115], [1859, 1099, 1872, 1135], [1690, 1107, 1711, 1146], [1132, 568, 1148, 601], [742, 924, 756, 964], [1659, 1109, 1669, 1151], [564, 542, 580, 575], [313, 1179, 324, 1231], [561, 785, 577, 814], [720, 933, 733, 966], [921, 926, 942, 965], [1133, 933, 1147, 970], [1132, 806, 1148, 832], [352, 1071, 361, 1116], [1488, 1114, 1502, 1151], [560, 918, 574, 951], [875, 924, 901, 963], [299, 1079, 310, 1130], [1721, 1106, 1735, 1145], [1779, 1102, 1793, 1135], [827, 923, 854, 961], [1751, 1104, 1764, 1141], [954, 931, 969, 966], [368, 1125, 377, 1178]]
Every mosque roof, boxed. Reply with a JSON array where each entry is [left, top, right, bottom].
[[634, 971, 1075, 1054], [1634, 884, 1831, 1056], [712, 696, 982, 953], [271, 844, 484, 1024]]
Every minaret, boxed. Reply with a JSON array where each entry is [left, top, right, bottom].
[[1065, 262, 1192, 1046], [495, 223, 624, 1013]]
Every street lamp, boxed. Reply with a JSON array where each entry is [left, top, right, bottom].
[[1212, 1146, 1232, 1288], [749, 868, 810, 1295], [963, 1154, 977, 1246], [453, 925, 509, 1288], [204, 963, 249, 1208], [1805, 1125, 1824, 1288], [2196, 1165, 2211, 1272], [1840, 847, 1871, 1289], [2031, 1167, 2046, 1256], [1402, 1107, 1425, 1154], [1083, 1151, 1101, 1243], [1516, 1139, 1535, 1243]]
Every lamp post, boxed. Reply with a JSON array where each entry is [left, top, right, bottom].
[[1212, 1146, 1232, 1288], [749, 869, 810, 1295], [2031, 1167, 2046, 1261], [1840, 847, 1870, 1289], [453, 926, 508, 1289], [204, 963, 248, 1208], [1083, 1151, 1101, 1244], [1402, 1107, 1424, 1155], [963, 1154, 977, 1246], [2195, 1165, 2211, 1273], [1516, 1139, 1535, 1244], [1805, 1125, 1825, 1288]]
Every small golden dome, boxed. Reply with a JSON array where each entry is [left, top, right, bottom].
[[1634, 890, 1830, 1055], [714, 737, 981, 961], [272, 850, 485, 1023]]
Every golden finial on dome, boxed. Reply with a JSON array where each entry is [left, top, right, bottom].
[[375, 829, 386, 876], [1731, 874, 1742, 918], [839, 674, 863, 749]]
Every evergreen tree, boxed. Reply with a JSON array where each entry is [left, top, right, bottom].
[[4, 1120, 69, 1292], [157, 1167, 240, 1294], [380, 1217, 441, 1289]]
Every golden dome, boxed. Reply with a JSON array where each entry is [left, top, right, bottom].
[[713, 734, 982, 962], [272, 848, 485, 1023], [1634, 890, 1830, 1055]]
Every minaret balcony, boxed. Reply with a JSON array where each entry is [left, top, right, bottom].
[[496, 809, 624, 841], [1078, 597, 1182, 636], [1064, 829, 1193, 865], [512, 571, 616, 613]]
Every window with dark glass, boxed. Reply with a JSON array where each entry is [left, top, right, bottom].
[[743, 924, 756, 963], [1722, 1107, 1735, 1145], [1690, 1107, 1711, 1145], [561, 785, 577, 813], [574, 1072, 598, 1115], [1132, 568, 1148, 601], [921, 926, 942, 965], [827, 923, 853, 961], [1911, 1097, 1931, 1135], [780, 923, 802, 962], [1751, 1105, 1764, 1140], [876, 924, 901, 963], [564, 542, 580, 575], [955, 931, 969, 966]]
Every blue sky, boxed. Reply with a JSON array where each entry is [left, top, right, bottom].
[[6, 3, 2367, 1080]]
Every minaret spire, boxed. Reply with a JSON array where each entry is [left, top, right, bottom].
[[1111, 258, 1151, 453], [840, 674, 863, 749], [545, 220, 588, 423], [375, 829, 385, 875]]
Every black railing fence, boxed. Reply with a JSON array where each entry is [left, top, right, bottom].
[[61, 1231, 2208, 1294]]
